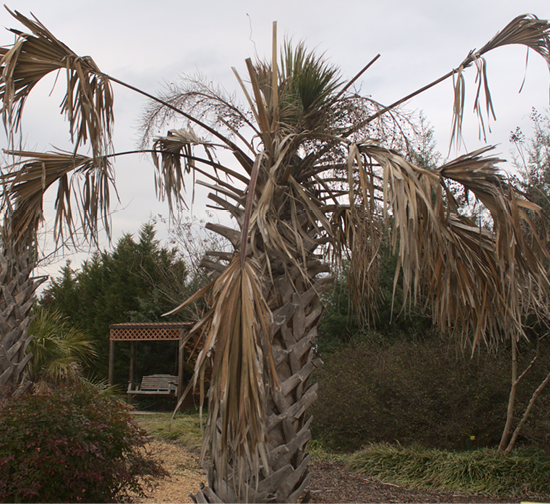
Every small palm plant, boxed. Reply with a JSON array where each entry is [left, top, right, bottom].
[[1, 8, 550, 502], [26, 308, 96, 386]]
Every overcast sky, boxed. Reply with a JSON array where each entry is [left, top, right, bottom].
[[1, 0, 550, 283]]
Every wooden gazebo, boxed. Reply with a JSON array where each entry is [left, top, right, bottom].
[[108, 322, 194, 400]]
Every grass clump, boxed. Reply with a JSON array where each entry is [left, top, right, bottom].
[[348, 443, 550, 498], [133, 412, 203, 452], [306, 439, 349, 463]]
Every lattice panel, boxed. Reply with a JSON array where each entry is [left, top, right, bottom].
[[109, 322, 193, 341]]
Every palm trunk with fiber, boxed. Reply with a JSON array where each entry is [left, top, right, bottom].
[[0, 239, 45, 397], [194, 197, 331, 502]]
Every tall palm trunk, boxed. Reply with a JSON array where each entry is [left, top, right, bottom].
[[0, 239, 44, 397], [195, 198, 331, 503], [262, 256, 330, 502]]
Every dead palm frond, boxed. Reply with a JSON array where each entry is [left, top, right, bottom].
[[151, 127, 216, 210], [0, 8, 114, 160], [351, 142, 550, 349], [164, 260, 277, 500], [1, 150, 114, 243], [452, 14, 550, 147], [163, 157, 278, 499], [349, 14, 550, 148]]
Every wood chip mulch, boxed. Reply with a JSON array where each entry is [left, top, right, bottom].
[[128, 440, 541, 503]]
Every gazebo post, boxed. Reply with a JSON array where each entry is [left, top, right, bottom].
[[129, 342, 135, 387], [178, 337, 185, 401], [108, 340, 115, 386]]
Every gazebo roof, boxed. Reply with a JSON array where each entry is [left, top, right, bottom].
[[109, 322, 194, 341]]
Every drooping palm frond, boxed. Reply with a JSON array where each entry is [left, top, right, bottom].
[[349, 142, 550, 348], [451, 14, 550, 146], [1, 150, 114, 243], [347, 14, 550, 148], [151, 127, 217, 210], [164, 253, 277, 500], [162, 157, 279, 500], [0, 8, 114, 160]]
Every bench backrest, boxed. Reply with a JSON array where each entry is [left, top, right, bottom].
[[140, 374, 177, 391]]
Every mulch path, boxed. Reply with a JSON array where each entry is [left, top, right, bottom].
[[130, 440, 542, 503]]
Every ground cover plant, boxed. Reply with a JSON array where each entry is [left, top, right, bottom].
[[134, 411, 203, 453], [0, 384, 167, 503], [348, 443, 550, 499]]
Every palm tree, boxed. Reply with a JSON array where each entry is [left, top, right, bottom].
[[26, 308, 96, 386], [1, 8, 550, 502]]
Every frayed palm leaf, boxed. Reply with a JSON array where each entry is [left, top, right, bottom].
[[164, 156, 278, 500], [151, 127, 215, 210], [0, 7, 113, 159], [1, 149, 114, 243], [166, 254, 277, 500], [437, 147, 549, 270], [352, 15, 550, 147], [353, 142, 550, 347], [451, 14, 550, 146]]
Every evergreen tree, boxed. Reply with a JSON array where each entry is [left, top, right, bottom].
[[40, 222, 191, 383]]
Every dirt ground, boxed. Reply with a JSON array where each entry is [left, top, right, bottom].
[[128, 440, 535, 503]]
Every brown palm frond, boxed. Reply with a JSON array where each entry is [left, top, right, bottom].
[[1, 150, 114, 244], [163, 156, 279, 499], [151, 128, 216, 210], [427, 211, 549, 350], [165, 254, 276, 500], [351, 15, 550, 147], [352, 142, 550, 347], [428, 213, 506, 349], [437, 147, 549, 271], [0, 8, 113, 159], [451, 14, 550, 146]]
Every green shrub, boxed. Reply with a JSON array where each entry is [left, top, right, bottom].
[[0, 384, 167, 503], [348, 443, 550, 497], [310, 337, 550, 452]]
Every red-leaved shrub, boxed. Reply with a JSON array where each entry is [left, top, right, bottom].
[[0, 384, 167, 503]]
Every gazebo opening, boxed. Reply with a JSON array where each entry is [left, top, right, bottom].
[[109, 322, 194, 404]]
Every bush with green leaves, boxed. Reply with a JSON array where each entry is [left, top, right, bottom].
[[310, 337, 550, 452], [0, 384, 167, 503]]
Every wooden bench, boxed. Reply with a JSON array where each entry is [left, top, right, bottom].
[[127, 374, 178, 402]]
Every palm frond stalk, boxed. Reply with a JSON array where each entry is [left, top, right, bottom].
[[1, 9, 550, 502]]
